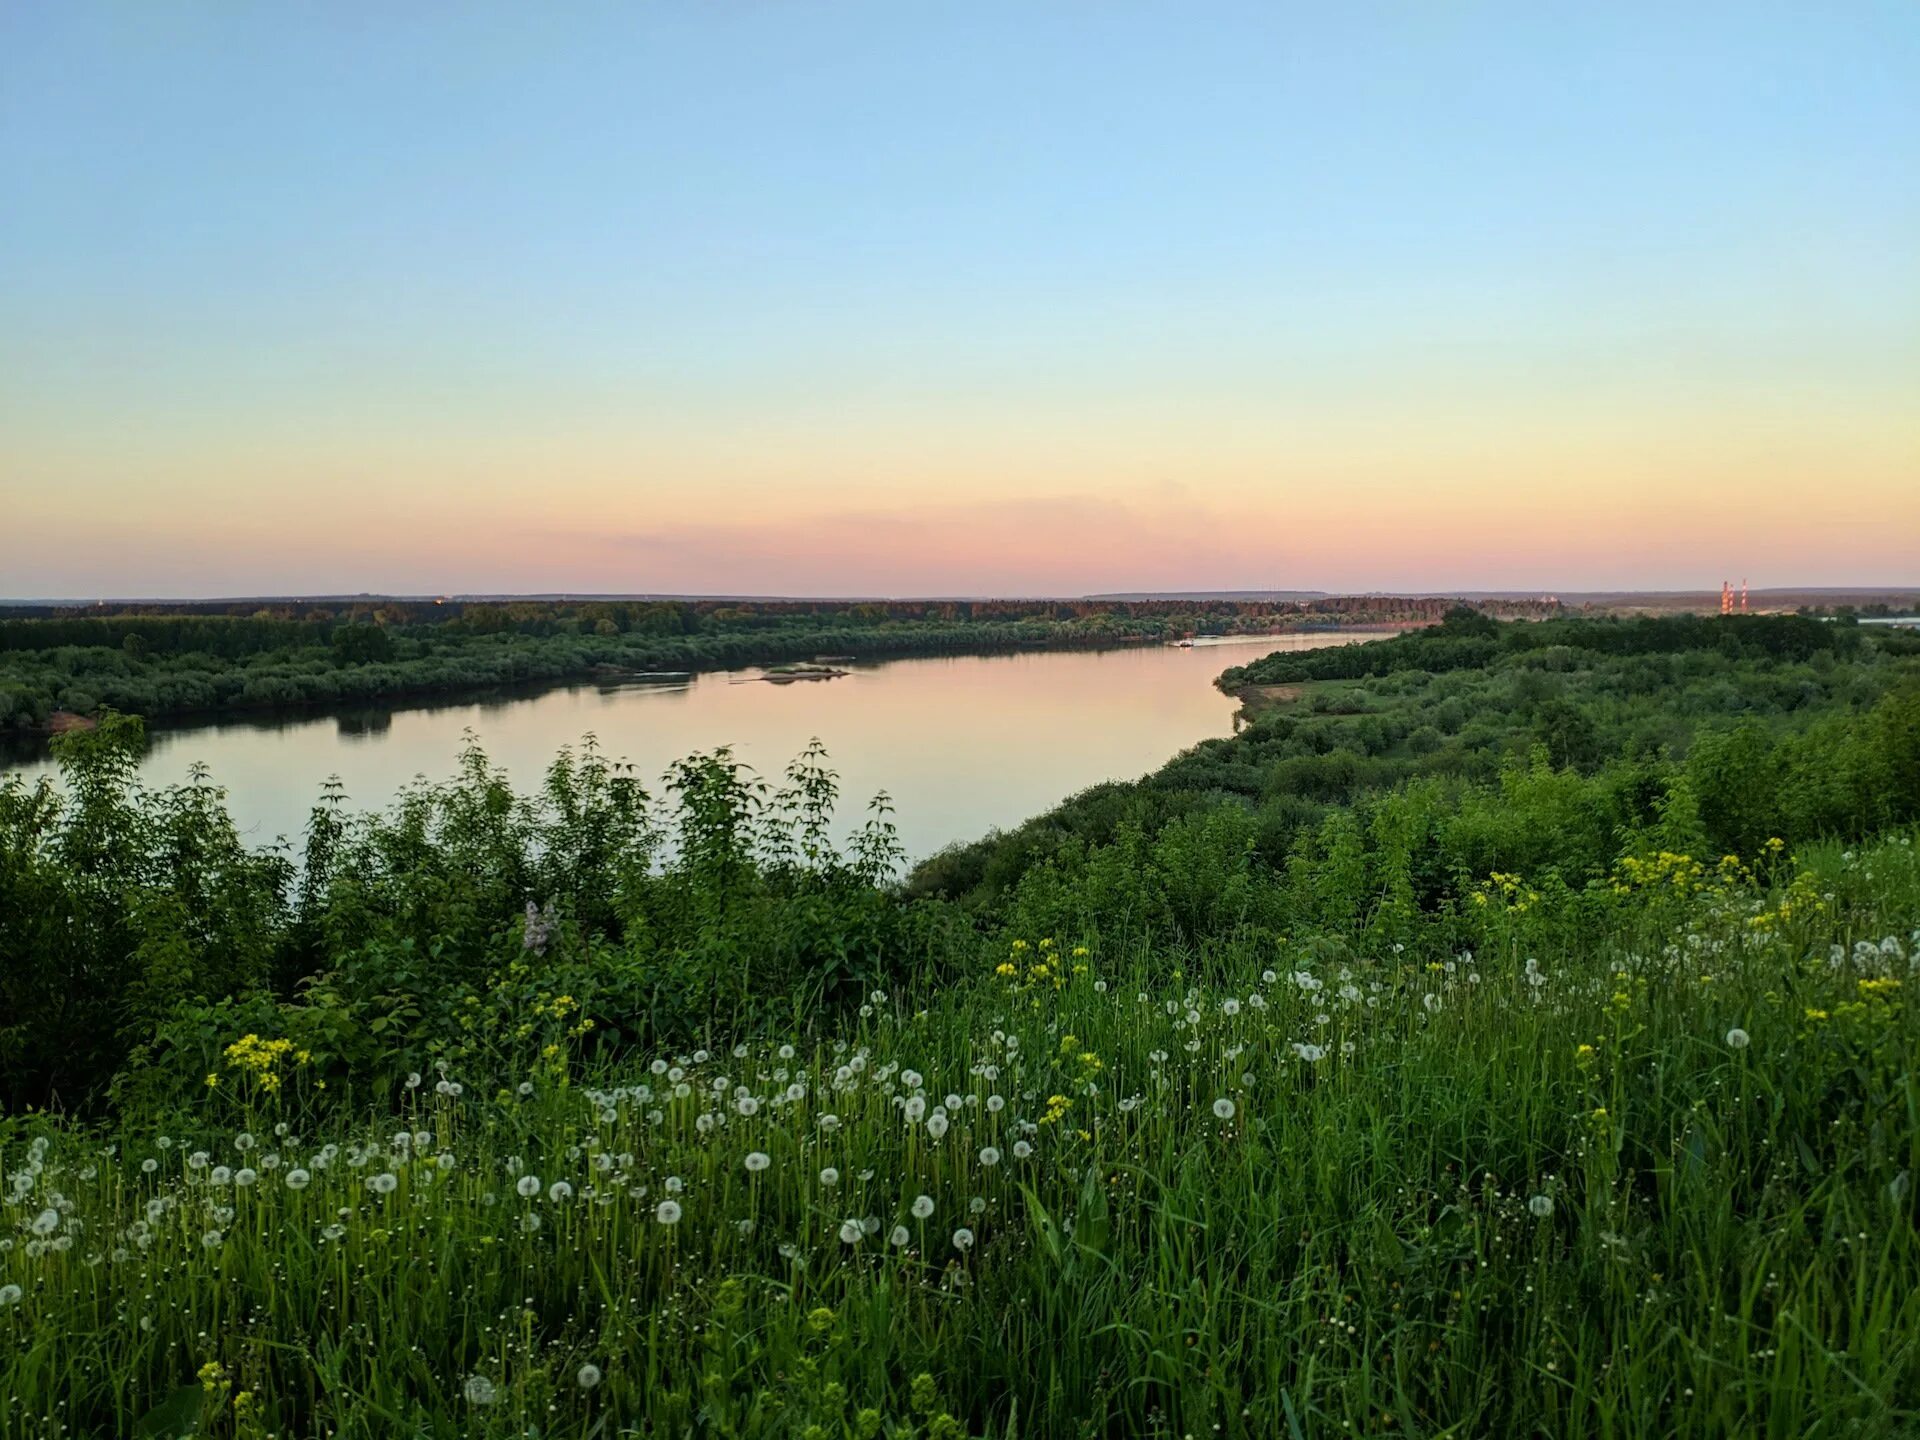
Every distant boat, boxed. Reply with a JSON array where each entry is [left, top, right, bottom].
[[1173, 638, 1195, 648]]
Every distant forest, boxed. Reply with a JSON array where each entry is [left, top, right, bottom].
[[0, 594, 1561, 734]]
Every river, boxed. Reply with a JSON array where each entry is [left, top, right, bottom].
[[2, 632, 1379, 862]]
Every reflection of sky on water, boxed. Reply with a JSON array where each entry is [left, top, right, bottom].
[[4, 633, 1373, 862]]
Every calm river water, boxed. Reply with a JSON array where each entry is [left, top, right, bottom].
[[3, 632, 1379, 862]]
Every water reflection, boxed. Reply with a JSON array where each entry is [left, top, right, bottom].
[[2, 632, 1379, 860], [335, 709, 395, 739]]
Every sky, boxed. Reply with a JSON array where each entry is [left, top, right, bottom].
[[1, 3, 1916, 599]]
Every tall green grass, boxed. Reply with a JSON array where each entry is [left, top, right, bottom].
[[5, 834, 1917, 1438]]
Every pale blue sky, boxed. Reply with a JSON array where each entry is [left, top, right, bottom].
[[2, 3, 1916, 596]]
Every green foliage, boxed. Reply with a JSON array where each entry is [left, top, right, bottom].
[[0, 715, 290, 1111], [1221, 608, 1865, 690], [0, 727, 928, 1113], [328, 623, 393, 666], [914, 618, 1920, 958], [0, 594, 1560, 733], [5, 612, 1920, 1435], [4, 832, 1919, 1437]]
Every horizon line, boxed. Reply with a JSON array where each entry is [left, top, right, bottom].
[[5, 585, 1920, 608]]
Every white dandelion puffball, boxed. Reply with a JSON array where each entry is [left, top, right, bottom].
[[1529, 1194, 1554, 1218], [548, 1181, 573, 1203], [745, 1151, 771, 1173], [890, 1225, 911, 1247], [1213, 1098, 1236, 1120], [1013, 1140, 1033, 1160], [577, 1363, 602, 1390], [911, 1194, 935, 1219], [516, 1174, 541, 1199], [819, 1167, 840, 1187], [979, 1146, 1001, 1167], [0, 1284, 21, 1307], [926, 1113, 950, 1140], [952, 1227, 975, 1251], [1726, 1028, 1750, 1050], [839, 1218, 864, 1244], [655, 1199, 682, 1225], [285, 1168, 311, 1191], [368, 1172, 398, 1195], [464, 1375, 496, 1406]]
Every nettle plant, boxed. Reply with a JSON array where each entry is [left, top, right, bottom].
[[5, 724, 927, 1118]]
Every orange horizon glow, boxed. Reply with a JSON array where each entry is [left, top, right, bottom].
[[3, 5, 1916, 597]]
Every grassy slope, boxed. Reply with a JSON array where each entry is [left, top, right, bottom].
[[4, 835, 1918, 1438], [5, 615, 1920, 1438]]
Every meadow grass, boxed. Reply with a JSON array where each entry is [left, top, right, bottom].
[[4, 834, 1919, 1439]]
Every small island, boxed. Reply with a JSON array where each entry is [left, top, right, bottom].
[[753, 661, 851, 684]]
